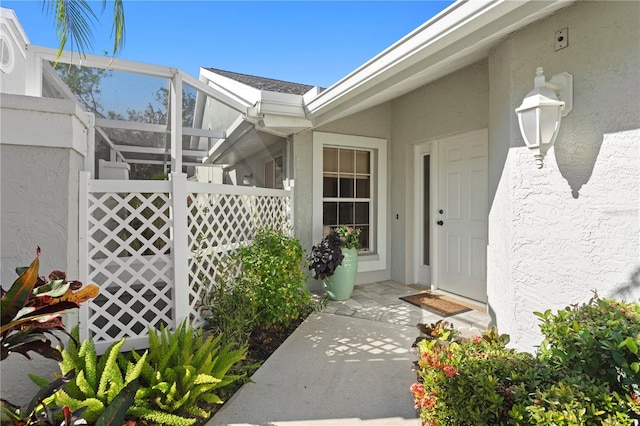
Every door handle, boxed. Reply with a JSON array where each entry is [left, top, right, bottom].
[[437, 220, 444, 226]]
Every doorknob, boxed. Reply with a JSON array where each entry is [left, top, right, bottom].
[[437, 220, 444, 226]]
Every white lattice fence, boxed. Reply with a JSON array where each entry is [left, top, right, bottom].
[[187, 183, 293, 311], [79, 173, 292, 354]]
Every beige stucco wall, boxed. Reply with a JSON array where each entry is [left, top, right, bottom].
[[0, 94, 88, 405], [390, 61, 489, 284], [293, 103, 391, 290], [487, 0, 640, 351]]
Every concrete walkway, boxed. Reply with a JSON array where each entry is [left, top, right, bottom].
[[208, 281, 491, 426]]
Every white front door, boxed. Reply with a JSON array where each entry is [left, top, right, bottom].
[[436, 130, 488, 302]]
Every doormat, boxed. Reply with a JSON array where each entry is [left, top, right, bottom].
[[400, 292, 472, 317]]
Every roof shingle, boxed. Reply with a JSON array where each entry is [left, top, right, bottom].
[[205, 68, 321, 95]]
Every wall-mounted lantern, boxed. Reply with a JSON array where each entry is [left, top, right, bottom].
[[515, 67, 573, 168]]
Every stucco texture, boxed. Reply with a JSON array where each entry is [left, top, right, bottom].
[[390, 61, 489, 284], [487, 0, 640, 351], [1, 98, 86, 405], [295, 104, 392, 289]]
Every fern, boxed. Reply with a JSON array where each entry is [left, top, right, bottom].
[[127, 406, 196, 426], [81, 335, 98, 390], [30, 326, 148, 422], [131, 319, 246, 425], [53, 390, 105, 421]]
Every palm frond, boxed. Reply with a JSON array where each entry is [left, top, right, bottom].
[[43, 0, 97, 59], [43, 0, 125, 58], [108, 0, 126, 55]]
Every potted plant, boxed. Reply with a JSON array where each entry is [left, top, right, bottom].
[[308, 226, 361, 300]]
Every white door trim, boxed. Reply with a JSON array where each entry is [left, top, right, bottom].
[[412, 140, 437, 286], [412, 129, 488, 301]]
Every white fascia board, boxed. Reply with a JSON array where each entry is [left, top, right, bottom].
[[256, 91, 306, 117], [306, 0, 573, 121], [257, 115, 312, 134], [245, 91, 311, 136], [1, 7, 29, 58], [303, 87, 322, 103], [199, 68, 261, 107]]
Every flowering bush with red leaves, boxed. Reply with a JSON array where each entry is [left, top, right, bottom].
[[412, 326, 541, 425], [411, 296, 640, 425]]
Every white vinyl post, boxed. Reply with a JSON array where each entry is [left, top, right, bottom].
[[78, 171, 90, 341], [171, 172, 189, 327]]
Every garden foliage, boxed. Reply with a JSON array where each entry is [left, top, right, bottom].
[[226, 227, 313, 329], [411, 295, 640, 425], [31, 320, 245, 426], [307, 233, 344, 280], [0, 250, 135, 426], [30, 327, 146, 423], [0, 248, 98, 362], [129, 321, 246, 426], [202, 259, 259, 349]]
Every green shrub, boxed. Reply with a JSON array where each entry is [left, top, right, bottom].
[[202, 259, 259, 349], [512, 374, 636, 425], [235, 227, 312, 328], [412, 327, 546, 425], [411, 296, 640, 425], [535, 294, 640, 394], [128, 320, 246, 426]]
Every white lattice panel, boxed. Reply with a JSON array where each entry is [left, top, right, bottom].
[[85, 190, 174, 353], [187, 190, 292, 311], [79, 176, 292, 354]]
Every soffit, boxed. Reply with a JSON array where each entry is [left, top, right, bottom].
[[204, 119, 285, 165], [306, 0, 576, 127]]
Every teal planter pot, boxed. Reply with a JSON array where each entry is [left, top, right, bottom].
[[324, 248, 358, 300]]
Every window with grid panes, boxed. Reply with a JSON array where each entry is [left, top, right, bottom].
[[322, 147, 371, 251]]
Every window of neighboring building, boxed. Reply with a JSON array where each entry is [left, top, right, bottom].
[[264, 155, 284, 189], [313, 132, 387, 273], [0, 35, 15, 74]]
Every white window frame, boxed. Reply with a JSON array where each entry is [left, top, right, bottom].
[[313, 132, 387, 273], [0, 34, 15, 74], [264, 154, 284, 189]]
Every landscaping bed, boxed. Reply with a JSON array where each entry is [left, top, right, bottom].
[[1, 228, 320, 426], [202, 314, 308, 424], [410, 295, 640, 425]]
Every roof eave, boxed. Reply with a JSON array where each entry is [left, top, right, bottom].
[[305, 0, 576, 127]]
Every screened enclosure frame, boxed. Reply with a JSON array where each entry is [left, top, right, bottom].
[[25, 45, 256, 178]]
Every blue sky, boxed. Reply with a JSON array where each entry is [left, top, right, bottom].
[[3, 1, 453, 88]]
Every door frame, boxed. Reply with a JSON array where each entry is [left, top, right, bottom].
[[413, 140, 438, 287], [412, 129, 488, 300]]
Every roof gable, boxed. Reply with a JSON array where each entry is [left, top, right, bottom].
[[205, 68, 318, 95]]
